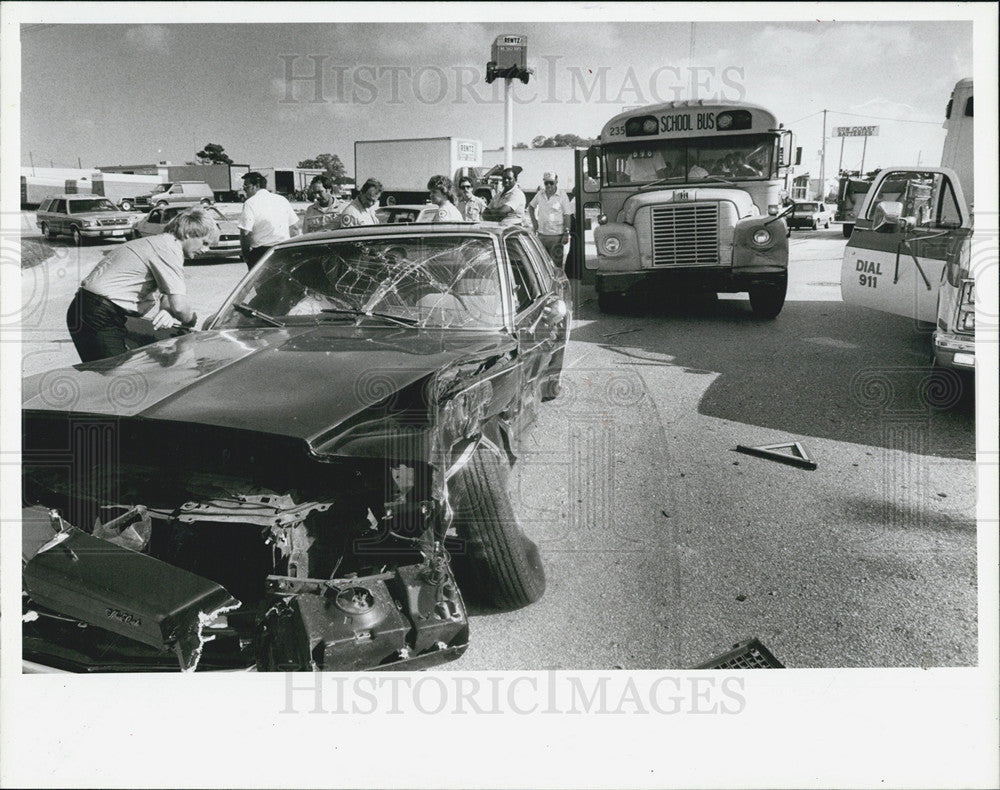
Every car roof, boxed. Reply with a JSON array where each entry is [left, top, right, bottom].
[[41, 194, 116, 201], [285, 221, 519, 246]]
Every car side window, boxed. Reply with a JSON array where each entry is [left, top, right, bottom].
[[53, 199, 67, 214], [504, 236, 542, 313], [519, 233, 555, 291], [39, 198, 51, 212]]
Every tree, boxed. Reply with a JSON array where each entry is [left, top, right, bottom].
[[195, 143, 233, 165], [518, 133, 596, 149], [297, 153, 349, 182]]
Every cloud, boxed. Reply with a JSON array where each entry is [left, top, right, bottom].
[[125, 25, 170, 54]]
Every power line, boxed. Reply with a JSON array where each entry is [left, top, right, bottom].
[[826, 109, 940, 125], [789, 110, 824, 126]]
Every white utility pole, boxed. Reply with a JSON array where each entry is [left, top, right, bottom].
[[504, 79, 514, 168], [819, 109, 827, 199]]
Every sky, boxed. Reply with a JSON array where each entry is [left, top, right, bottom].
[[14, 12, 979, 188]]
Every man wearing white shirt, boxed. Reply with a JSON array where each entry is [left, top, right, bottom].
[[238, 171, 301, 269], [528, 171, 573, 267]]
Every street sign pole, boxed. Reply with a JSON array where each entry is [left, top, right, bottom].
[[837, 136, 845, 174], [860, 134, 869, 174], [504, 79, 513, 168]]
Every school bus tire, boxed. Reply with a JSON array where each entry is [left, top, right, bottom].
[[749, 273, 787, 320]]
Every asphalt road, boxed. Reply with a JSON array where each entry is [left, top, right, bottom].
[[16, 219, 977, 669]]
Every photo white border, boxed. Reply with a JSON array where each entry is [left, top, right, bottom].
[[2, 3, 997, 788]]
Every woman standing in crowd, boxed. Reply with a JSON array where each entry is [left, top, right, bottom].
[[427, 175, 463, 222]]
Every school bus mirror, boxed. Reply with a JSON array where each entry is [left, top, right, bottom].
[[586, 148, 599, 180]]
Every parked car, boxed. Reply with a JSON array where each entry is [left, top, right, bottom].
[[22, 221, 571, 672], [36, 194, 138, 245], [375, 204, 442, 224], [788, 200, 833, 230], [121, 181, 215, 212], [133, 203, 241, 260]]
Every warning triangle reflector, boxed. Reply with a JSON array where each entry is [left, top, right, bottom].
[[734, 441, 817, 470]]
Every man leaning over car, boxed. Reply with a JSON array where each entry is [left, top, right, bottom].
[[238, 171, 301, 269], [66, 207, 217, 362]]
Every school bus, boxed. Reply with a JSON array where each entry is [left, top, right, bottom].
[[840, 79, 975, 371], [577, 100, 796, 317]]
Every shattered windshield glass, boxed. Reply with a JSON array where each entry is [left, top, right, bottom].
[[215, 234, 505, 330]]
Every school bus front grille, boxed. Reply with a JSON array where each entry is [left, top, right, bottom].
[[650, 203, 720, 266]]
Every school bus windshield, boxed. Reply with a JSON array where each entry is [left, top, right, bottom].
[[602, 133, 778, 186]]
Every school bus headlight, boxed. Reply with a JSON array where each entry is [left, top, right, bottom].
[[752, 228, 773, 246], [597, 214, 608, 225], [602, 235, 623, 255]]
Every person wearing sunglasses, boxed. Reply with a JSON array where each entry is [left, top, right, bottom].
[[455, 177, 486, 221], [528, 171, 573, 267]]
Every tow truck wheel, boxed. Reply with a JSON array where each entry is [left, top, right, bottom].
[[749, 273, 787, 320], [449, 446, 546, 610]]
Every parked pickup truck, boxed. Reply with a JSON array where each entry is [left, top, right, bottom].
[[788, 200, 833, 230], [36, 194, 137, 245]]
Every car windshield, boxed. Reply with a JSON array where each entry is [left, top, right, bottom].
[[151, 184, 169, 194], [796, 202, 820, 212], [68, 198, 118, 213], [214, 234, 504, 330], [163, 206, 227, 222], [602, 133, 777, 185]]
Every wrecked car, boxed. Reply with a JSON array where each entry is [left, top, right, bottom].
[[22, 222, 571, 672]]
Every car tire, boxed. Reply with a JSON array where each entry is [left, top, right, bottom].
[[812, 220, 818, 230], [842, 224, 853, 238], [825, 220, 830, 229], [70, 226, 83, 246], [39, 222, 55, 240], [448, 446, 546, 610], [200, 198, 212, 206], [119, 199, 133, 212], [155, 201, 168, 208], [748, 273, 787, 320]]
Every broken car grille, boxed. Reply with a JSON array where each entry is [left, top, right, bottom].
[[650, 203, 720, 267]]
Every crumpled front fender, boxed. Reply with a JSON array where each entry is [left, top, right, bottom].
[[732, 215, 789, 273]]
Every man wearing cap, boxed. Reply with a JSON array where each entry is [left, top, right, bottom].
[[482, 168, 526, 227], [528, 171, 573, 267], [238, 171, 301, 269]]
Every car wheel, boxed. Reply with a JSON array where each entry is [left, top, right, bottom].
[[155, 201, 168, 208], [39, 222, 54, 240], [812, 220, 818, 230], [200, 198, 212, 206], [70, 226, 83, 246], [448, 445, 546, 610], [119, 199, 133, 212], [842, 224, 853, 238], [825, 220, 830, 229], [748, 272, 787, 320]]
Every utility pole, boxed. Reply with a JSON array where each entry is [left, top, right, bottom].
[[819, 109, 827, 200], [77, 156, 82, 169], [860, 134, 868, 175], [837, 136, 845, 174], [29, 151, 35, 175]]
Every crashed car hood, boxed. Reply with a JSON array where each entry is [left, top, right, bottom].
[[23, 326, 514, 448]]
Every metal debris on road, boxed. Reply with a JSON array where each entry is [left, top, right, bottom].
[[734, 440, 817, 470], [694, 638, 785, 669]]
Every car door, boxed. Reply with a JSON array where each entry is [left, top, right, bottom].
[[842, 169, 968, 323], [51, 199, 68, 234], [139, 208, 163, 236], [504, 232, 562, 402]]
